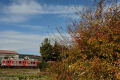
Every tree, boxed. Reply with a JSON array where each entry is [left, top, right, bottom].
[[50, 0, 120, 80], [40, 38, 62, 62], [40, 38, 53, 62], [52, 41, 62, 61]]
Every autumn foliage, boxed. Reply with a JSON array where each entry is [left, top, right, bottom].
[[49, 0, 120, 80]]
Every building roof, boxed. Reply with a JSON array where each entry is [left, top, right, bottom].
[[0, 50, 18, 54]]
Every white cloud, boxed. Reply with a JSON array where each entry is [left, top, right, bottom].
[[0, 31, 43, 53], [60, 13, 81, 20], [0, 31, 70, 55], [3, 0, 42, 14], [0, 15, 28, 23], [20, 25, 45, 30], [0, 0, 84, 23], [3, 0, 83, 14]]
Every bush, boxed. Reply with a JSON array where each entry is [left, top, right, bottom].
[[38, 61, 49, 70], [50, 0, 120, 80]]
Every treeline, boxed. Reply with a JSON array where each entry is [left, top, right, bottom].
[[39, 0, 120, 80]]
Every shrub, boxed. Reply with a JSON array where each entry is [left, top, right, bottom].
[[50, 0, 120, 80], [38, 61, 49, 70]]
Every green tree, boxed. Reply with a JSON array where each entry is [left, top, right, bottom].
[[40, 38, 62, 62], [40, 38, 53, 62], [52, 41, 62, 61]]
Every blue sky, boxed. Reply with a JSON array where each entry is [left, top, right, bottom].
[[0, 0, 97, 55]]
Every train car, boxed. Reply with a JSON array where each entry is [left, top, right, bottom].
[[1, 59, 38, 67]]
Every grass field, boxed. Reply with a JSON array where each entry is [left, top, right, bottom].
[[0, 68, 54, 80]]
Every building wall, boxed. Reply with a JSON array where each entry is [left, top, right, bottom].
[[19, 54, 40, 60], [0, 53, 19, 59]]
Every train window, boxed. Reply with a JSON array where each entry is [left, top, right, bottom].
[[19, 61, 22, 64], [31, 62, 35, 64], [34, 62, 35, 64]]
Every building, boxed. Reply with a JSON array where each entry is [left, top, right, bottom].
[[0, 50, 19, 62], [19, 54, 41, 61]]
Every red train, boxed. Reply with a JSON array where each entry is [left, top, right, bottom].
[[1, 59, 38, 67]]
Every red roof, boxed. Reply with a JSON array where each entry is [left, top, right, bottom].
[[0, 50, 18, 54]]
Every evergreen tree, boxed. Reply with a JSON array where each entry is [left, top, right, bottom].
[[40, 38, 63, 61], [52, 41, 61, 61], [40, 38, 53, 62]]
